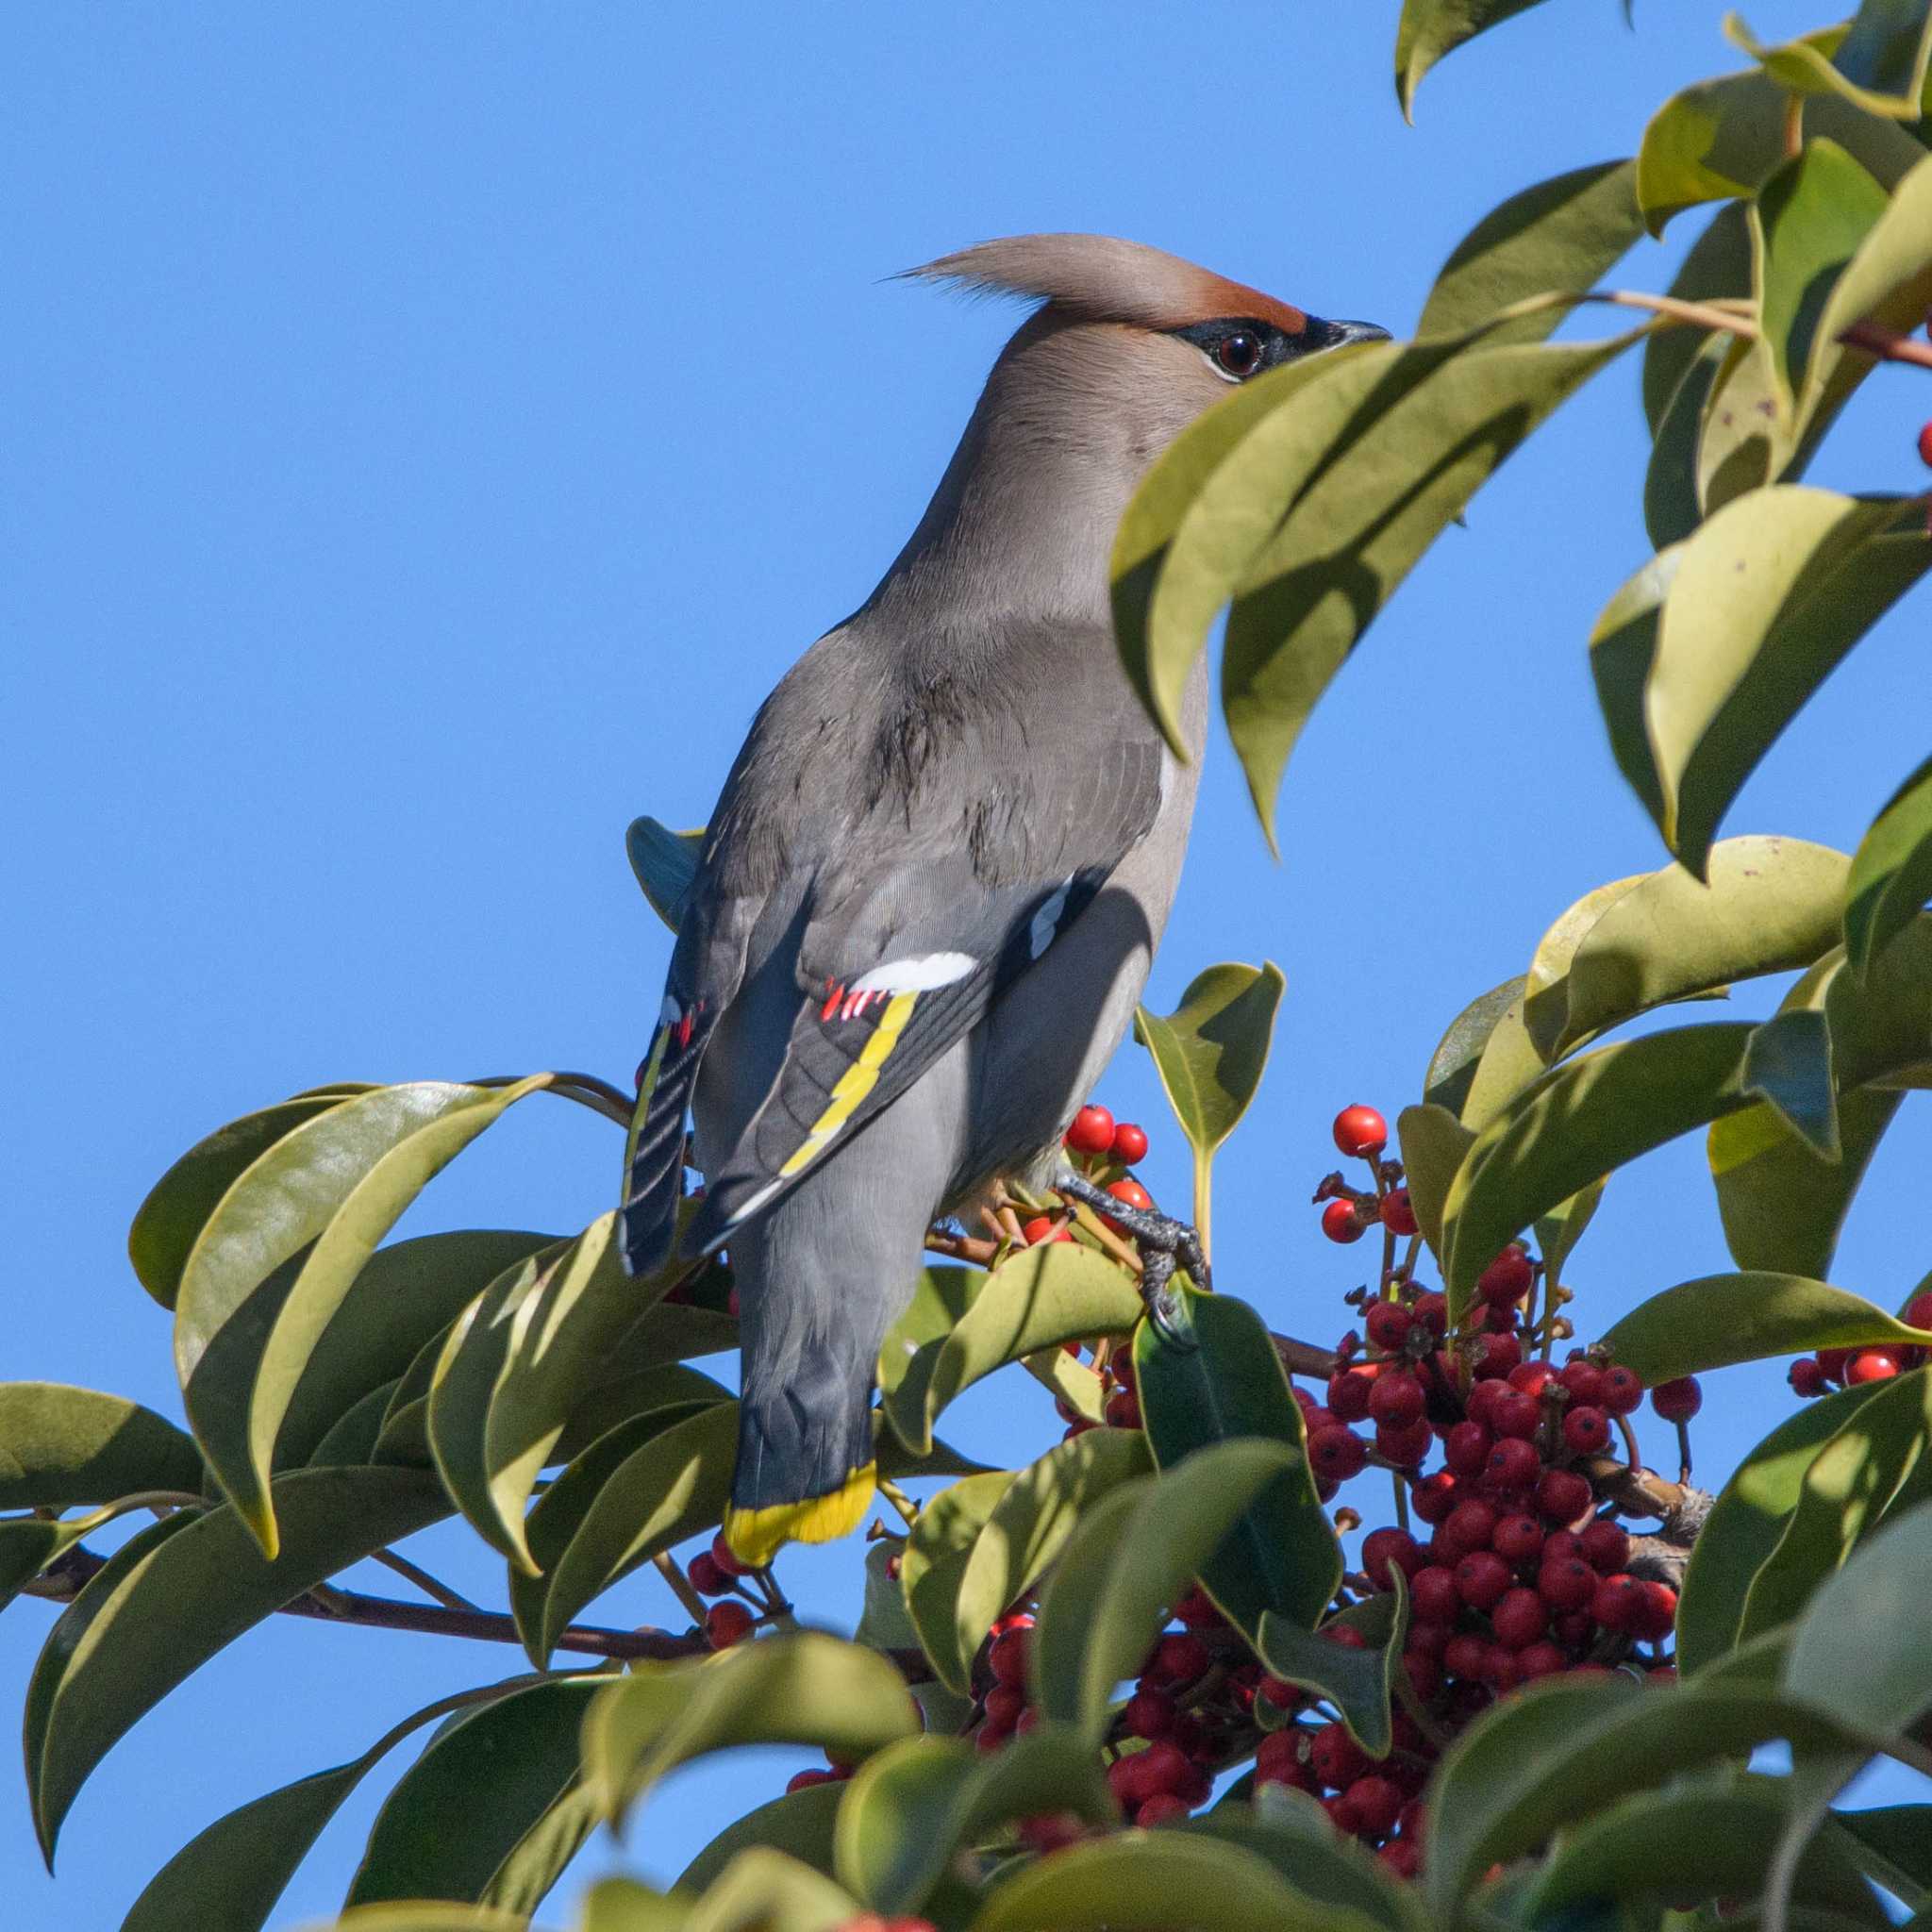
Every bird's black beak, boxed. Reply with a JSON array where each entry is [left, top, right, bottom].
[[1307, 317, 1392, 350]]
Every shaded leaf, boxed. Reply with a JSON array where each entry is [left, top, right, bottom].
[[1417, 159, 1643, 342], [877, 1267, 979, 1398], [1742, 1007, 1840, 1158], [1178, 1801, 1424, 1932], [1256, 1575, 1410, 1758], [1696, 330, 1784, 518], [1030, 1440, 1295, 1742], [625, 817, 706, 935], [1643, 203, 1754, 434], [900, 1471, 1018, 1696], [0, 1517, 97, 1610], [1646, 330, 1732, 548], [1396, 1104, 1477, 1266], [583, 1633, 919, 1828], [1534, 1178, 1605, 1286], [310, 1907, 534, 1932], [1726, 5, 1932, 117], [1136, 1287, 1340, 1639], [551, 1365, 733, 1468], [675, 1779, 845, 1895], [25, 1466, 449, 1858], [1591, 542, 1678, 834], [1846, 751, 1932, 979], [1421, 977, 1521, 1118], [1831, 1804, 1932, 1907], [0, 1382, 202, 1510], [1394, 0, 1556, 122]]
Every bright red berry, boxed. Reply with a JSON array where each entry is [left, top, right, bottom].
[[1380, 1189, 1419, 1237], [1309, 1722, 1367, 1789], [1362, 1527, 1424, 1588], [1789, 1357, 1826, 1396], [1651, 1376, 1703, 1423], [1562, 1407, 1610, 1455], [1444, 1421, 1493, 1477], [1491, 1586, 1549, 1650], [1597, 1365, 1644, 1413], [1537, 1468, 1592, 1524], [706, 1600, 755, 1648], [1454, 1549, 1512, 1610], [1347, 1774, 1403, 1837], [1107, 1177, 1154, 1215], [1065, 1105, 1115, 1155], [1376, 1418, 1434, 1467], [1369, 1372, 1425, 1428], [1365, 1300, 1414, 1351], [1629, 1579, 1678, 1641], [1484, 1437, 1541, 1492], [1846, 1350, 1901, 1384], [1537, 1556, 1597, 1610], [1590, 1574, 1644, 1632], [1507, 1360, 1556, 1399], [1309, 1425, 1369, 1482], [1477, 1246, 1534, 1305], [1333, 1105, 1388, 1158], [1491, 1513, 1544, 1565], [1322, 1198, 1368, 1244], [1109, 1121, 1149, 1164], [1579, 1521, 1630, 1574], [1022, 1215, 1072, 1245]]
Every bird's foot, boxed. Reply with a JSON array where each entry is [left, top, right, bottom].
[[1054, 1170, 1205, 1352]]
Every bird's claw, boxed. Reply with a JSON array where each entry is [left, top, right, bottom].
[[1055, 1171, 1205, 1352]]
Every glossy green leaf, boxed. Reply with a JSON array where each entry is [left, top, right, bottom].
[[1524, 838, 1850, 1065], [1636, 44, 1925, 234], [834, 1727, 1115, 1915], [1647, 330, 1731, 548], [128, 1091, 369, 1309], [583, 1633, 920, 1828], [1178, 1802, 1423, 1932], [675, 1779, 844, 1894], [515, 1402, 738, 1666], [1847, 752, 1932, 979], [1727, 4, 1932, 117], [679, 1848, 862, 1932], [347, 1679, 605, 1907], [966, 1826, 1383, 1932], [1441, 1022, 1757, 1318], [1416, 159, 1642, 343], [1697, 330, 1785, 517], [1831, 1804, 1932, 1907], [370, 1315, 464, 1468], [1522, 1772, 1888, 1924], [1591, 543, 1678, 836], [1256, 1576, 1410, 1758], [302, 1378, 395, 1468], [1110, 342, 1393, 760], [1535, 1178, 1606, 1286], [1393, 0, 1555, 122], [1421, 977, 1521, 1117], [308, 1907, 535, 1932], [25, 1465, 448, 1858], [1134, 960, 1283, 1242], [551, 1365, 733, 1467], [1600, 1274, 1932, 1386], [884, 1244, 1140, 1457], [625, 816, 706, 934], [1423, 1676, 1855, 1914], [1825, 912, 1932, 1090], [1030, 1440, 1295, 1742], [1743, 1007, 1840, 1158], [1396, 1105, 1477, 1267], [0, 1516, 94, 1610], [0, 1382, 202, 1509], [877, 1266, 978, 1397], [1643, 203, 1754, 435], [1136, 1286, 1340, 1639], [1740, 1366, 1932, 1641], [1678, 1381, 1894, 1672], [1221, 330, 1638, 844], [174, 1076, 552, 1555], [900, 1471, 1017, 1695], [1635, 487, 1932, 877]]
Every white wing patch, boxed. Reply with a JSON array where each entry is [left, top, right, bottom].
[[1028, 878, 1074, 959], [849, 951, 976, 994]]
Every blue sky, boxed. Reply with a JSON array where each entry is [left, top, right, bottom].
[[3, 6, 1928, 1924]]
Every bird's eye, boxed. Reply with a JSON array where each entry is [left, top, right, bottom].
[[1214, 330, 1264, 379]]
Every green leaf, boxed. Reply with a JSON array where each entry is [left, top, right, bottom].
[[965, 1826, 1385, 1932], [1636, 44, 1925, 235], [128, 1091, 371, 1309], [582, 1633, 920, 1828], [1535, 1177, 1606, 1286], [1831, 1804, 1932, 1907], [513, 1402, 738, 1666], [1646, 331, 1732, 549], [1643, 203, 1754, 435], [551, 1364, 733, 1468], [303, 1906, 535, 1932], [347, 1679, 606, 1908], [0, 1382, 202, 1509], [1177, 1803, 1424, 1932], [174, 1076, 553, 1556], [625, 817, 707, 934], [1030, 1439, 1296, 1743], [1395, 1108, 1477, 1271], [1421, 977, 1522, 1118], [1740, 1366, 1932, 1641], [1697, 330, 1785, 518], [1524, 838, 1851, 1065], [25, 1465, 449, 1859], [1847, 752, 1932, 979], [1135, 1287, 1341, 1639], [1441, 1022, 1757, 1319], [1134, 960, 1284, 1243], [877, 1266, 979, 1397], [1416, 159, 1643, 342], [884, 1244, 1141, 1457], [1591, 543, 1678, 835], [1220, 330, 1639, 845], [1678, 1381, 1895, 1672], [675, 1779, 845, 1895], [901, 1471, 1017, 1695], [1522, 1772, 1889, 1924], [0, 1517, 93, 1609], [1727, 4, 1932, 117], [1742, 1007, 1840, 1158], [579, 1877, 683, 1932], [676, 1848, 864, 1932], [1600, 1274, 1932, 1385], [1422, 1676, 1856, 1914], [834, 1727, 1115, 1916], [1393, 0, 1556, 122], [1637, 489, 1932, 877], [1256, 1575, 1410, 1759]]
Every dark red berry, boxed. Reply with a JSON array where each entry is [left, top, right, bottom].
[[1845, 1350, 1901, 1384], [1124, 1687, 1176, 1740], [1491, 1513, 1544, 1565], [1309, 1722, 1367, 1789], [1481, 1644, 1522, 1689], [1491, 1586, 1549, 1650], [1310, 1425, 1369, 1482], [985, 1684, 1025, 1730], [1402, 1648, 1443, 1699], [1441, 1497, 1499, 1557], [1322, 1198, 1368, 1243], [1137, 1791, 1190, 1825], [1365, 1300, 1414, 1351], [1598, 1366, 1644, 1414], [1650, 1376, 1703, 1423], [1590, 1573, 1645, 1632], [787, 1767, 837, 1791], [1517, 1641, 1567, 1680], [1348, 1774, 1403, 1837], [990, 1626, 1031, 1688], [1557, 1360, 1605, 1407], [1376, 1417, 1434, 1467], [1454, 1549, 1512, 1610], [1562, 1407, 1610, 1455], [1905, 1291, 1932, 1331], [1919, 420, 1932, 468], [1477, 1246, 1535, 1305], [1411, 1471, 1458, 1524], [1104, 1385, 1141, 1429], [1490, 1390, 1541, 1441], [1542, 1529, 1586, 1567], [687, 1552, 729, 1596], [1789, 1357, 1827, 1396], [1065, 1104, 1116, 1155], [1409, 1565, 1461, 1622], [710, 1530, 751, 1579], [1109, 1121, 1149, 1164], [1537, 1468, 1592, 1524], [1254, 1729, 1311, 1790], [1333, 1105, 1388, 1158], [706, 1600, 755, 1648], [1362, 1526, 1424, 1588], [1327, 1366, 1375, 1421], [1579, 1521, 1629, 1574], [1412, 1291, 1449, 1335], [1444, 1421, 1493, 1477], [1472, 1332, 1523, 1379], [1629, 1579, 1678, 1641], [1484, 1437, 1541, 1492], [1538, 1556, 1597, 1610], [1369, 1372, 1426, 1428], [1442, 1631, 1489, 1680], [1380, 1189, 1419, 1237], [1148, 1632, 1210, 1687]]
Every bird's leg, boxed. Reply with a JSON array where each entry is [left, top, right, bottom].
[[1054, 1170, 1205, 1351]]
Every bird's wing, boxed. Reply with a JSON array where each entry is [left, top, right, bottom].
[[682, 725, 1167, 1256]]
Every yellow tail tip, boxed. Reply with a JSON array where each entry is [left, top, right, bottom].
[[723, 1462, 876, 1568]]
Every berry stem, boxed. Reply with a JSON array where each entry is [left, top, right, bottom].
[[1837, 319, 1932, 372], [1390, 1470, 1410, 1536], [879, 1477, 921, 1531], [654, 1552, 712, 1626], [1192, 1144, 1214, 1267]]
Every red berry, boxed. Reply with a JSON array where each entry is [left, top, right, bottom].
[[1362, 1527, 1424, 1588], [1104, 1386, 1141, 1429], [1022, 1215, 1072, 1245], [989, 1626, 1030, 1688], [1174, 1585, 1223, 1630], [710, 1530, 751, 1578], [1412, 1291, 1449, 1335], [1327, 1365, 1376, 1421], [1481, 1645, 1522, 1690], [1579, 1521, 1630, 1574], [1323, 1622, 1369, 1649], [1472, 1332, 1523, 1379], [1507, 1360, 1556, 1399], [1537, 1468, 1592, 1524], [1309, 1425, 1369, 1482], [1919, 420, 1932, 468], [1557, 1360, 1605, 1407], [1257, 1674, 1299, 1711], [1016, 1811, 1088, 1853], [1490, 1390, 1541, 1441], [1347, 1774, 1403, 1837], [1135, 1739, 1191, 1798], [1598, 1365, 1643, 1414], [1537, 1556, 1597, 1610], [1380, 1189, 1419, 1237], [1322, 1198, 1368, 1244], [1409, 1565, 1461, 1622], [1845, 1350, 1901, 1384], [1376, 1418, 1434, 1467], [1542, 1530, 1586, 1566], [1406, 1618, 1452, 1660], [1906, 1291, 1932, 1332], [1651, 1376, 1703, 1423], [1402, 1649, 1442, 1699], [1454, 1549, 1512, 1610], [1491, 1513, 1544, 1566], [1441, 1497, 1499, 1557], [1491, 1586, 1549, 1650], [985, 1684, 1025, 1730], [1442, 1631, 1489, 1680], [1255, 1729, 1309, 1784], [1477, 1246, 1534, 1305], [1411, 1471, 1458, 1524], [1789, 1357, 1827, 1397], [1562, 1407, 1610, 1456], [1629, 1580, 1678, 1641], [787, 1767, 837, 1792], [1137, 1791, 1190, 1826], [687, 1552, 729, 1595], [1107, 1177, 1154, 1214], [1484, 1437, 1541, 1492], [1109, 1121, 1149, 1164], [1065, 1105, 1116, 1155], [1481, 1302, 1520, 1333], [706, 1600, 755, 1648], [1365, 1300, 1414, 1351], [1555, 1608, 1595, 1647], [1379, 1840, 1422, 1879], [1309, 1722, 1367, 1789], [1444, 1421, 1493, 1477], [1333, 1105, 1388, 1158], [1148, 1632, 1210, 1687], [1590, 1574, 1645, 1632], [1369, 1372, 1425, 1428], [1517, 1641, 1568, 1681]]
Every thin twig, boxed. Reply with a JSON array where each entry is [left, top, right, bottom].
[[369, 1548, 481, 1613], [924, 1228, 1001, 1266], [654, 1551, 711, 1626], [1838, 320, 1932, 372]]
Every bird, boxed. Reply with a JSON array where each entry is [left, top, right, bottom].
[[620, 234, 1385, 1564]]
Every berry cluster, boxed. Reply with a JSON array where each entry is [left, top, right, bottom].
[[686, 1528, 768, 1649], [1788, 1291, 1932, 1395]]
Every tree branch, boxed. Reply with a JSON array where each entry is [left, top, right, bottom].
[[1838, 320, 1932, 372]]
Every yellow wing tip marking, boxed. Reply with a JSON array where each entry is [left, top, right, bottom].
[[723, 1462, 877, 1566], [778, 991, 920, 1181]]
